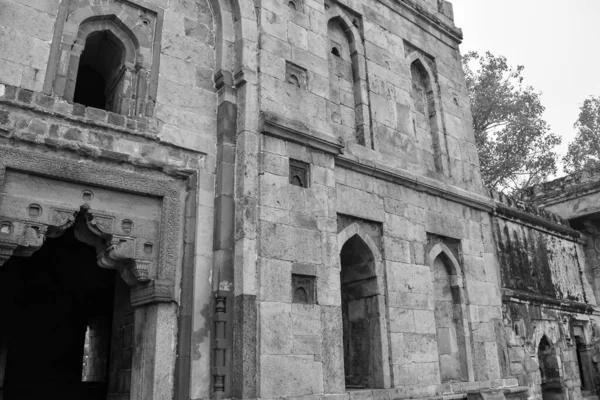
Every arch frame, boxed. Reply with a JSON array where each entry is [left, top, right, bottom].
[[43, 0, 163, 117], [407, 51, 447, 174], [337, 222, 392, 389], [326, 2, 373, 149], [427, 241, 475, 382]]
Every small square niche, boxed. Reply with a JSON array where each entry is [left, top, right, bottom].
[[292, 274, 316, 304], [285, 61, 307, 90], [289, 159, 309, 188]]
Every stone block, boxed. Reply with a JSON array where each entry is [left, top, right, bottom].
[[321, 306, 345, 393], [397, 333, 438, 364], [413, 309, 436, 334], [384, 213, 426, 242], [260, 302, 292, 354], [259, 257, 292, 302], [388, 291, 431, 310], [259, 221, 323, 264], [389, 308, 415, 333], [292, 308, 321, 336], [383, 236, 412, 263], [393, 362, 440, 386], [293, 335, 321, 355], [260, 355, 324, 398]]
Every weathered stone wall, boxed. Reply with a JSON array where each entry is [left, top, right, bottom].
[[0, 0, 221, 399], [490, 192, 600, 400], [253, 0, 514, 398], [493, 217, 587, 303], [258, 0, 483, 192]]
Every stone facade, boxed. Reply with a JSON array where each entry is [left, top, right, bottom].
[[0, 0, 598, 400]]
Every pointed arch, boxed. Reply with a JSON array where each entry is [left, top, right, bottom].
[[326, 3, 372, 148], [337, 222, 390, 389], [427, 242, 462, 283], [407, 51, 445, 174], [338, 222, 381, 262]]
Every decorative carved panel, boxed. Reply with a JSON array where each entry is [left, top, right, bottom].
[[0, 148, 184, 306]]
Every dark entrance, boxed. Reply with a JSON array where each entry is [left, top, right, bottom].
[[538, 336, 564, 400], [0, 225, 129, 400], [340, 234, 383, 389]]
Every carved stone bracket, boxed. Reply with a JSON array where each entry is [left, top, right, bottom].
[[0, 148, 183, 307], [0, 205, 158, 290]]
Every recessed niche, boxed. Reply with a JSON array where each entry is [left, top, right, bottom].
[[28, 204, 42, 217], [143, 242, 154, 255], [0, 222, 12, 235], [81, 190, 94, 202], [285, 61, 307, 90], [289, 159, 310, 188], [121, 219, 134, 234], [292, 274, 316, 304]]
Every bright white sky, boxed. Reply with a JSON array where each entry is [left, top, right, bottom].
[[451, 0, 600, 173]]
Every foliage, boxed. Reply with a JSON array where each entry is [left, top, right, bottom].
[[462, 51, 561, 193], [563, 96, 600, 173]]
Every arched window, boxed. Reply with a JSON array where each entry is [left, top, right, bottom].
[[73, 30, 126, 112], [61, 16, 148, 117], [433, 252, 468, 382], [410, 58, 444, 173]]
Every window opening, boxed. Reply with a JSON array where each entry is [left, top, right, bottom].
[[331, 47, 341, 57], [73, 30, 126, 112], [288, 1, 297, 10]]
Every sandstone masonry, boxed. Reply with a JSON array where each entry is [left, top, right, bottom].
[[0, 1, 598, 400]]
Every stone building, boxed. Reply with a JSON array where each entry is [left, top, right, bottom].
[[0, 0, 598, 400]]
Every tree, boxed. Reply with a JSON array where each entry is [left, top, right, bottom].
[[462, 51, 561, 193], [563, 96, 600, 173]]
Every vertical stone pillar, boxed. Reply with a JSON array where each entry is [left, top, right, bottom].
[[130, 303, 177, 400], [210, 71, 238, 399]]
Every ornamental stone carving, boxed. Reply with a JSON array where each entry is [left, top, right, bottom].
[[0, 148, 185, 306]]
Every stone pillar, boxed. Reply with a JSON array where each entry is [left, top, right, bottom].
[[130, 302, 178, 400]]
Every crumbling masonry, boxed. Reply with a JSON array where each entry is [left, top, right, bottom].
[[0, 0, 598, 399]]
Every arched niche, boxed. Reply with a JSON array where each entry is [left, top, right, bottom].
[[337, 223, 390, 390], [538, 335, 565, 400], [326, 3, 372, 149], [407, 53, 444, 174], [428, 243, 473, 382]]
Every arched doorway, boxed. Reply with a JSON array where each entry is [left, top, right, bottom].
[[0, 221, 131, 400], [538, 336, 563, 400], [340, 233, 385, 389]]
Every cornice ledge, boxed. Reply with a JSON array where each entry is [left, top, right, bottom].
[[335, 155, 493, 212], [260, 112, 344, 155], [387, 0, 463, 43], [502, 288, 593, 314], [494, 202, 580, 239]]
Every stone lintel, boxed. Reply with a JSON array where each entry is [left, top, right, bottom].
[[130, 279, 176, 307], [260, 112, 344, 156], [335, 155, 493, 212]]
